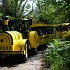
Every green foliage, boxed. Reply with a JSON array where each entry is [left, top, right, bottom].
[[35, 0, 70, 23], [25, 4, 31, 10], [0, 13, 3, 19], [1, 0, 33, 19], [44, 39, 70, 70], [8, 0, 16, 17], [66, 31, 70, 41]]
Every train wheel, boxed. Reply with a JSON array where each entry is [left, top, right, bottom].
[[34, 48, 37, 54], [28, 43, 31, 56], [24, 42, 28, 61], [24, 41, 31, 61], [32, 48, 37, 54]]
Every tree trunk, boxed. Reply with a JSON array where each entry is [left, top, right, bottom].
[[3, 0, 9, 16]]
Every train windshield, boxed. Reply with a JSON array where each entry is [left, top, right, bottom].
[[8, 20, 25, 31]]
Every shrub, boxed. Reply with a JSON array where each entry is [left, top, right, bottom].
[[44, 39, 70, 70]]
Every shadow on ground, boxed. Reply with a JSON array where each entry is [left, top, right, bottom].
[[0, 56, 26, 68]]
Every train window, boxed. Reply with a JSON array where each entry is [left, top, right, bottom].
[[39, 30, 43, 35], [42, 27, 47, 35], [25, 21, 29, 29], [22, 20, 30, 33], [66, 25, 70, 30], [46, 27, 53, 34], [60, 26, 68, 31], [68, 26, 70, 30], [8, 20, 25, 31], [31, 27, 45, 35], [37, 27, 46, 35], [55, 27, 60, 32], [31, 27, 35, 31]]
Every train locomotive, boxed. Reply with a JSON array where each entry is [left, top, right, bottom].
[[0, 16, 39, 61]]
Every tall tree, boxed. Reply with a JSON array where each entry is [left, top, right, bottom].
[[3, 0, 9, 16], [35, 0, 70, 23], [2, 0, 35, 19]]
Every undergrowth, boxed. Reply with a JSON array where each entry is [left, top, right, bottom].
[[44, 39, 70, 70]]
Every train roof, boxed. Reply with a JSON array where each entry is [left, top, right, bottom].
[[31, 23, 70, 28], [60, 23, 70, 26], [31, 23, 60, 27]]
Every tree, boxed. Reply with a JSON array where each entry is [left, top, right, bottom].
[[2, 0, 35, 19], [3, 0, 9, 16], [35, 0, 57, 23], [35, 0, 70, 23]]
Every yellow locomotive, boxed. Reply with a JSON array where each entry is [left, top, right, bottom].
[[0, 16, 39, 61]]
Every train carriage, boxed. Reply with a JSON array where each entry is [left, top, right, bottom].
[[59, 23, 70, 39], [31, 23, 70, 46], [31, 23, 59, 45]]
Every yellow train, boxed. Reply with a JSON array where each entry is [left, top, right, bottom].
[[31, 23, 70, 46], [0, 16, 70, 61], [0, 16, 39, 61]]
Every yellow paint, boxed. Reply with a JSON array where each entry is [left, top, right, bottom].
[[0, 31, 27, 55], [29, 31, 39, 48], [3, 20, 9, 25]]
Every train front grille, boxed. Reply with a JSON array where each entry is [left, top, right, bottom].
[[0, 46, 12, 51]]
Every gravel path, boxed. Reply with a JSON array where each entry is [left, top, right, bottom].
[[0, 51, 50, 70]]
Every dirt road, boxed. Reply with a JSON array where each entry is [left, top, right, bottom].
[[0, 50, 49, 70]]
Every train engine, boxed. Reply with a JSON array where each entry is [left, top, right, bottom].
[[0, 16, 39, 61]]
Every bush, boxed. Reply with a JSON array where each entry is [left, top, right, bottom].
[[44, 39, 70, 70]]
